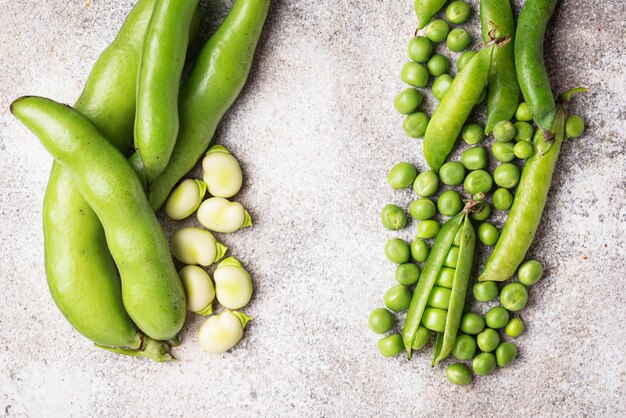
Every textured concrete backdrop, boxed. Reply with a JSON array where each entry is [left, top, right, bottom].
[[0, 0, 625, 416]]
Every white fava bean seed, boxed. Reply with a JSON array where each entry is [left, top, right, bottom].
[[202, 145, 243, 198], [179, 265, 215, 315], [171, 227, 227, 266], [198, 310, 252, 354], [164, 179, 207, 220], [197, 197, 252, 233], [213, 257, 253, 309]]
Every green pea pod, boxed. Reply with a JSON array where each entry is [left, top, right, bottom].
[[12, 96, 186, 341], [148, 0, 270, 210], [432, 214, 475, 365], [424, 45, 494, 172], [480, 0, 519, 134], [479, 88, 587, 282], [415, 0, 446, 29], [515, 0, 558, 136], [134, 0, 200, 183], [402, 213, 464, 358]]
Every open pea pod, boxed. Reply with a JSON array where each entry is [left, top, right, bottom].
[[402, 213, 464, 358], [432, 214, 475, 365]]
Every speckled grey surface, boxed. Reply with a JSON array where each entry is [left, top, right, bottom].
[[0, 0, 625, 416]]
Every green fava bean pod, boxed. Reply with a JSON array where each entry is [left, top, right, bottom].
[[415, 0, 447, 29], [480, 0, 520, 134], [134, 0, 199, 183], [424, 45, 494, 172], [12, 97, 186, 341], [515, 0, 558, 136], [149, 0, 270, 210]]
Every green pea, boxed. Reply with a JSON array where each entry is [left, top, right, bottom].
[[514, 141, 534, 159], [493, 120, 516, 142], [476, 328, 500, 352], [412, 326, 432, 350], [446, 1, 471, 24], [401, 62, 430, 88], [368, 308, 395, 334], [492, 188, 513, 211], [443, 246, 459, 268], [394, 88, 422, 114], [411, 238, 430, 262], [409, 198, 436, 220], [417, 219, 440, 239], [427, 286, 452, 309], [453, 226, 463, 246], [473, 280, 498, 302], [446, 28, 471, 52], [456, 50, 476, 72], [446, 363, 472, 386], [403, 112, 430, 138], [452, 333, 477, 361], [422, 307, 447, 332], [437, 190, 463, 217], [472, 352, 496, 376], [461, 146, 487, 170], [477, 222, 499, 246], [424, 19, 450, 43], [515, 102, 532, 121], [381, 204, 407, 230], [427, 54, 449, 77], [566, 114, 585, 138], [462, 123, 486, 145], [470, 201, 491, 221], [505, 317, 525, 338], [385, 238, 410, 264], [493, 163, 521, 189], [460, 312, 485, 335], [377, 333, 404, 357], [463, 170, 493, 194], [388, 162, 417, 189], [395, 263, 421, 285], [439, 161, 466, 186], [517, 259, 544, 286], [513, 121, 534, 142], [500, 283, 529, 312], [384, 284, 412, 312], [436, 267, 455, 288], [407, 36, 433, 63], [485, 306, 510, 329], [432, 74, 453, 100], [495, 342, 518, 367], [491, 141, 516, 162], [413, 170, 439, 197]]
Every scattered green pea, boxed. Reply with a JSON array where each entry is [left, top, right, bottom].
[[477, 328, 500, 352], [473, 280, 498, 302], [377, 333, 404, 357], [477, 222, 499, 246], [401, 62, 430, 88], [384, 284, 412, 312], [413, 170, 439, 197], [505, 317, 525, 338], [517, 260, 544, 286], [437, 190, 463, 217], [368, 308, 395, 334], [492, 188, 513, 211], [439, 161, 466, 186], [473, 352, 497, 376], [514, 141, 534, 159], [417, 219, 440, 239], [462, 123, 486, 145], [461, 146, 487, 170], [495, 341, 517, 367], [500, 283, 529, 312], [432, 74, 453, 101], [446, 1, 471, 24], [470, 201, 491, 221], [427, 54, 449, 77], [514, 121, 534, 142], [422, 307, 447, 332], [485, 306, 510, 329], [456, 50, 476, 72], [394, 88, 422, 114], [515, 102, 532, 121], [381, 204, 407, 230], [410, 238, 430, 262], [447, 28, 471, 52], [452, 333, 477, 361], [385, 238, 410, 264], [566, 115, 585, 138], [493, 120, 516, 142], [491, 142, 516, 162], [436, 267, 455, 288], [407, 35, 433, 63], [464, 170, 493, 194], [403, 112, 430, 138], [460, 312, 485, 335], [424, 19, 450, 43], [447, 363, 472, 386], [409, 198, 436, 220], [395, 263, 421, 286], [493, 163, 521, 189], [388, 162, 417, 189], [412, 326, 432, 350]]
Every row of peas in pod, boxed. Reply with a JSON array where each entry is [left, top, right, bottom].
[[372, 0, 586, 386], [164, 145, 254, 354]]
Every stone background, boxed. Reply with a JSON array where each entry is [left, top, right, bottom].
[[0, 0, 624, 416]]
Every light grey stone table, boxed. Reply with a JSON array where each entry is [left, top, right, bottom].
[[0, 0, 624, 416]]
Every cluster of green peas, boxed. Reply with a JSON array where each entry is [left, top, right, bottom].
[[164, 145, 254, 354]]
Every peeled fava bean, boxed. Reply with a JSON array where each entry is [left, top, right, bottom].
[[214, 257, 253, 310], [197, 197, 252, 233], [202, 145, 243, 198], [179, 265, 215, 315], [164, 179, 207, 220], [198, 310, 251, 354], [171, 227, 227, 266]]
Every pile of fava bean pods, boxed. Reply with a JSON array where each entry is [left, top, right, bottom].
[[371, 0, 587, 385], [11, 0, 270, 361]]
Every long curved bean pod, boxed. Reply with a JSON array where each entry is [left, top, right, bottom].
[[415, 0, 446, 29], [515, 0, 558, 136], [148, 0, 270, 210], [480, 0, 519, 133], [134, 0, 200, 183], [424, 45, 494, 172]]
